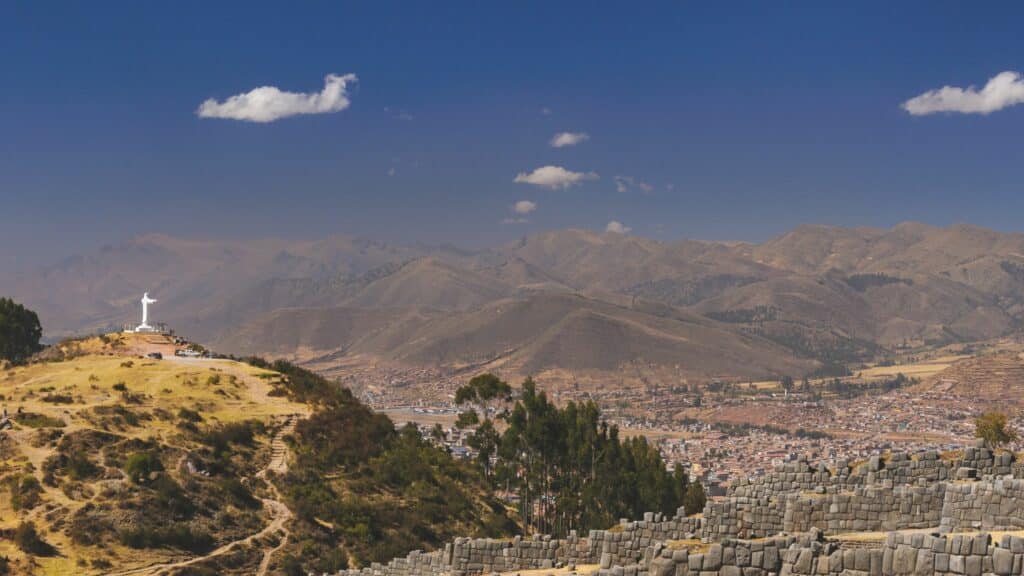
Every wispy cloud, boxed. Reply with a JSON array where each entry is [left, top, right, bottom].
[[614, 175, 653, 194], [550, 131, 589, 148], [197, 73, 357, 123], [903, 71, 1024, 116], [514, 200, 537, 214], [385, 107, 414, 121], [541, 107, 553, 116], [605, 220, 632, 234], [514, 165, 598, 190]]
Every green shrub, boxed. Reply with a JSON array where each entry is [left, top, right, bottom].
[[124, 451, 164, 484], [13, 412, 65, 428]]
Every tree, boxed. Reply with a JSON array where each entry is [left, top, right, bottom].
[[429, 423, 446, 443], [455, 373, 512, 419], [780, 376, 794, 393], [454, 374, 513, 478], [975, 411, 1018, 449], [495, 377, 686, 536], [682, 481, 707, 516], [0, 298, 42, 364]]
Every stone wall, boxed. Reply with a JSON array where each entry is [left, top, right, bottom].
[[598, 535, 800, 576], [589, 513, 704, 568], [784, 484, 947, 534], [336, 447, 1024, 576], [785, 531, 1024, 576], [339, 547, 449, 576], [604, 531, 1024, 576], [940, 478, 1024, 532], [702, 496, 784, 539]]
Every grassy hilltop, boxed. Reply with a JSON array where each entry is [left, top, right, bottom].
[[0, 332, 515, 575]]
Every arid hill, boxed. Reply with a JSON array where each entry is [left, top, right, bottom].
[[0, 334, 513, 574], [918, 351, 1024, 404], [219, 291, 814, 381], [4, 222, 1024, 384]]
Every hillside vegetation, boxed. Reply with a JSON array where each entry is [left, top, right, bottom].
[[0, 334, 518, 575]]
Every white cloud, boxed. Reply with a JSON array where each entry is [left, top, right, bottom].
[[902, 71, 1024, 116], [197, 73, 357, 123], [514, 165, 598, 189], [541, 107, 553, 116], [605, 220, 631, 234], [614, 175, 653, 194], [387, 167, 397, 177], [550, 131, 590, 148], [514, 200, 537, 214]]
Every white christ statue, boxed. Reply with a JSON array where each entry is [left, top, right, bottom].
[[137, 292, 157, 331]]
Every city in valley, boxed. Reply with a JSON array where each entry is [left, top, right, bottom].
[[319, 337, 1024, 495]]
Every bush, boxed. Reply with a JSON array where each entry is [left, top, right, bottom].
[[112, 381, 128, 391], [151, 474, 195, 517], [7, 474, 42, 511], [66, 451, 100, 481], [41, 393, 74, 404], [178, 408, 203, 423], [217, 477, 260, 509], [68, 505, 113, 545], [13, 412, 65, 428], [119, 524, 213, 553], [124, 451, 164, 484], [200, 420, 264, 456], [14, 522, 57, 556]]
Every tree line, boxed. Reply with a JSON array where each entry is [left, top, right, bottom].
[[455, 374, 705, 537], [0, 297, 42, 364]]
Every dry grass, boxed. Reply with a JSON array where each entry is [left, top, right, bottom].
[[665, 539, 708, 552], [0, 333, 308, 574], [496, 565, 600, 576]]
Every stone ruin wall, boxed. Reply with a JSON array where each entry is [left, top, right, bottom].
[[621, 531, 1024, 576], [339, 446, 1024, 576]]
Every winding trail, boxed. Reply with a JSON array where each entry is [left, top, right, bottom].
[[109, 415, 300, 576]]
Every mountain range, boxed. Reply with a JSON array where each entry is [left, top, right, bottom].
[[5, 222, 1024, 385]]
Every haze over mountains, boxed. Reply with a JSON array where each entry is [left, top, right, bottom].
[[6, 222, 1024, 383]]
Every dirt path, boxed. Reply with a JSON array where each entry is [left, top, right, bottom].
[[109, 415, 299, 576], [255, 415, 297, 576]]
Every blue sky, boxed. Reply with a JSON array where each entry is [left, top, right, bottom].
[[2, 1, 1023, 268]]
